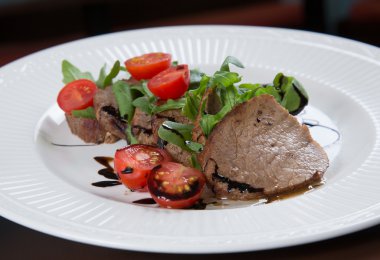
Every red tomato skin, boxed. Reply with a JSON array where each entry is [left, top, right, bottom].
[[125, 53, 171, 80], [147, 162, 206, 209], [114, 145, 172, 191], [147, 65, 190, 100], [57, 79, 97, 113]]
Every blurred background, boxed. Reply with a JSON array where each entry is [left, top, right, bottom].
[[0, 0, 379, 66]]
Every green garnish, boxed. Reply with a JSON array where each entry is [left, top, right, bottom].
[[71, 107, 96, 119]]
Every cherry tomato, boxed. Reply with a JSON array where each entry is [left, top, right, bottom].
[[147, 162, 206, 209], [114, 145, 172, 191], [147, 65, 190, 100], [57, 79, 97, 113], [125, 52, 172, 80]]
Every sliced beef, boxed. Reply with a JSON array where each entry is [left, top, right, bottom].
[[93, 87, 126, 141], [132, 107, 156, 145], [65, 113, 118, 144], [198, 94, 329, 200]]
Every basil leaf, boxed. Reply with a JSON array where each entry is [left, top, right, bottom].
[[172, 60, 178, 66], [112, 80, 135, 122], [71, 107, 96, 119], [62, 60, 94, 84], [220, 56, 244, 72], [152, 98, 186, 114]]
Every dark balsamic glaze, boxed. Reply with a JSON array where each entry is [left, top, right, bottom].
[[212, 173, 264, 193], [92, 181, 121, 187], [51, 143, 97, 147], [302, 119, 341, 147], [92, 156, 121, 187], [132, 198, 156, 204], [132, 125, 153, 135]]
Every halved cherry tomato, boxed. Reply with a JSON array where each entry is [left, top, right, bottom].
[[147, 65, 190, 100], [57, 79, 97, 113], [125, 52, 172, 80], [147, 162, 206, 209], [114, 145, 172, 191]]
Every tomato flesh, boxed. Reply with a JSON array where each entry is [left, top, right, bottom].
[[57, 79, 97, 113], [114, 145, 172, 191], [147, 162, 206, 209], [148, 65, 190, 100], [125, 52, 171, 80]]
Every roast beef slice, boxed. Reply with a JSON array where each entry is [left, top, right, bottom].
[[198, 94, 329, 200]]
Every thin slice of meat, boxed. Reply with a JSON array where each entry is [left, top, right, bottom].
[[198, 94, 329, 200], [65, 113, 118, 144], [132, 107, 156, 145], [93, 87, 126, 141]]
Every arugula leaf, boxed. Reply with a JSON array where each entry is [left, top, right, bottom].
[[190, 154, 202, 170], [272, 73, 309, 115], [157, 121, 204, 153], [96, 65, 107, 89], [71, 107, 96, 119], [62, 60, 94, 84], [158, 121, 193, 152], [96, 61, 121, 89], [255, 85, 282, 103], [103, 61, 121, 87], [132, 96, 155, 115], [220, 56, 244, 72], [152, 98, 186, 114], [189, 69, 205, 90], [126, 125, 138, 144], [200, 105, 231, 137], [211, 71, 241, 88], [185, 140, 204, 153], [112, 80, 136, 122], [182, 75, 210, 121]]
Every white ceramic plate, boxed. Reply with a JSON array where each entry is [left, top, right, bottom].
[[1, 26, 380, 253]]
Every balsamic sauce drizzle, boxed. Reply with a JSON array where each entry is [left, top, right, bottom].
[[51, 143, 97, 147], [132, 198, 156, 204], [91, 156, 122, 187], [302, 118, 341, 147]]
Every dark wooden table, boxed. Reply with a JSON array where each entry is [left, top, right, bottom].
[[1, 216, 380, 260]]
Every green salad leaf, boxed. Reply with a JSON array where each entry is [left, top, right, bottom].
[[71, 107, 96, 119], [112, 80, 136, 122], [96, 61, 122, 89], [62, 60, 94, 84], [157, 121, 204, 153], [152, 98, 186, 114], [219, 56, 245, 72]]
